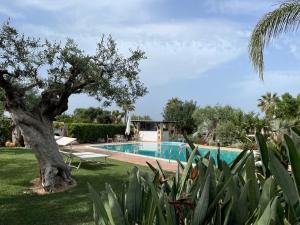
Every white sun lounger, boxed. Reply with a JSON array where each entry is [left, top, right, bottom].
[[55, 136, 77, 147], [56, 136, 109, 169], [59, 150, 109, 169]]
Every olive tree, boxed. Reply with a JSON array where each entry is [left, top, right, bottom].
[[0, 22, 147, 191]]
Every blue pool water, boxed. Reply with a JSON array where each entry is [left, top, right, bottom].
[[95, 142, 240, 164]]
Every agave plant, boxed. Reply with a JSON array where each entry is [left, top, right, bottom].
[[255, 127, 300, 224], [88, 128, 300, 225]]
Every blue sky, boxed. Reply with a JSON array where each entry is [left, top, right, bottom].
[[1, 0, 300, 119]]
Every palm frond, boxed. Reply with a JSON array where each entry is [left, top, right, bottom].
[[249, 0, 300, 79]]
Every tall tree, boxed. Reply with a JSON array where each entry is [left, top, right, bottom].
[[0, 22, 147, 191], [117, 100, 135, 123], [249, 0, 300, 79], [193, 105, 263, 145], [73, 107, 113, 124], [257, 92, 280, 120], [163, 98, 197, 134], [276, 93, 298, 119], [111, 110, 124, 124], [131, 114, 152, 121]]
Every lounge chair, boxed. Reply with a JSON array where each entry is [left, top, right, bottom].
[[59, 150, 109, 169], [55, 136, 77, 148], [115, 134, 127, 142], [107, 135, 113, 143], [56, 136, 109, 169]]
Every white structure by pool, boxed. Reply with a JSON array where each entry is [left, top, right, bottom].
[[131, 120, 176, 142]]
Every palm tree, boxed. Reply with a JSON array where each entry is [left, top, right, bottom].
[[249, 0, 300, 79], [258, 92, 280, 120]]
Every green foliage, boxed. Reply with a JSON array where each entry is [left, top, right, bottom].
[[0, 22, 147, 120], [131, 114, 152, 121], [163, 97, 197, 134], [68, 123, 126, 143], [257, 92, 280, 120], [72, 107, 113, 124], [0, 117, 11, 145], [192, 105, 263, 146], [54, 113, 74, 123], [55, 108, 127, 124], [215, 121, 241, 145], [258, 92, 300, 121]]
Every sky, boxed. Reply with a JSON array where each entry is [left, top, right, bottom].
[[1, 0, 300, 119]]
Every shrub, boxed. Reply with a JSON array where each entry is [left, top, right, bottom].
[[0, 117, 12, 146], [68, 123, 126, 143]]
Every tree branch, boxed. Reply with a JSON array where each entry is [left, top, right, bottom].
[[0, 70, 25, 110]]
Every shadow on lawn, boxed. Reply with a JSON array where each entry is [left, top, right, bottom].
[[0, 172, 129, 225], [0, 149, 147, 225]]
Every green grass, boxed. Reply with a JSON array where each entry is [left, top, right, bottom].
[[0, 148, 149, 225]]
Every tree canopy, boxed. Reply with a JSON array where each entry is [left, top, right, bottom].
[[72, 107, 113, 124], [258, 92, 300, 120], [192, 105, 264, 146], [0, 22, 147, 120], [162, 98, 197, 134], [0, 21, 148, 191], [131, 114, 152, 121]]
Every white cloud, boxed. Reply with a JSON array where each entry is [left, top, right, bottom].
[[231, 70, 300, 98], [10, 0, 158, 24], [17, 19, 248, 86], [0, 5, 24, 18], [204, 0, 278, 15]]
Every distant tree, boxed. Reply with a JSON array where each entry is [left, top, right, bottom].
[[249, 0, 300, 79], [0, 22, 147, 191], [111, 110, 124, 124], [257, 92, 280, 120], [163, 98, 197, 134], [54, 113, 74, 123], [131, 114, 152, 121], [193, 105, 262, 145], [276, 93, 298, 119], [118, 100, 135, 123], [258, 92, 300, 121], [297, 94, 300, 115], [73, 107, 113, 124]]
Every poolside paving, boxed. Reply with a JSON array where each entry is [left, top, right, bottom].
[[72, 143, 179, 171]]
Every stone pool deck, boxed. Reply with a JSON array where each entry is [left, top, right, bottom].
[[71, 143, 179, 171]]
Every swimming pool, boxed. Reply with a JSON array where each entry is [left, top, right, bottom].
[[95, 142, 240, 164]]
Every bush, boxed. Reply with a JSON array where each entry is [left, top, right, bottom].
[[68, 123, 126, 143], [0, 117, 12, 146]]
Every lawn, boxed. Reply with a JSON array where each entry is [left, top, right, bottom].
[[0, 148, 149, 225]]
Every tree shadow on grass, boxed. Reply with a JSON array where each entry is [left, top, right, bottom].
[[0, 173, 130, 225], [70, 161, 117, 171], [0, 148, 150, 225]]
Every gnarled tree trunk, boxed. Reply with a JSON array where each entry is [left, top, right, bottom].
[[11, 109, 74, 192]]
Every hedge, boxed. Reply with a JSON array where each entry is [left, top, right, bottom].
[[0, 117, 12, 146], [68, 123, 126, 143]]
